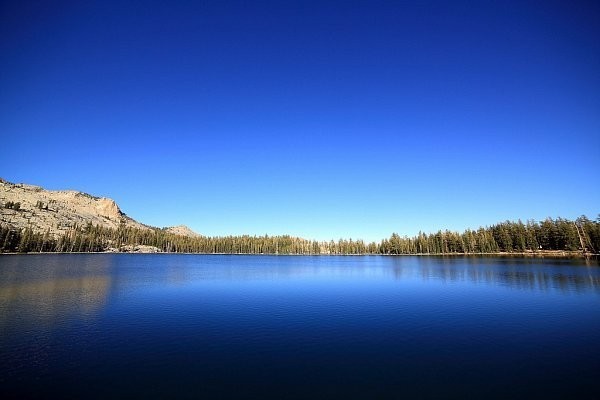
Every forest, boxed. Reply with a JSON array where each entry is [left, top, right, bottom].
[[0, 216, 598, 255]]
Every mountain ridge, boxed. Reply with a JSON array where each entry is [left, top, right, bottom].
[[0, 178, 200, 238]]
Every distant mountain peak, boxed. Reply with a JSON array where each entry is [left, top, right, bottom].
[[164, 225, 201, 238]]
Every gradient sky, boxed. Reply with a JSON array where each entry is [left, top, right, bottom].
[[1, 1, 599, 242]]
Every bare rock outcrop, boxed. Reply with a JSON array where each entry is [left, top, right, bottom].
[[0, 178, 148, 237], [164, 225, 201, 238], [115, 245, 163, 253], [96, 197, 121, 219]]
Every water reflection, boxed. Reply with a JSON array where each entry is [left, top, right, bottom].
[[0, 255, 113, 331], [0, 255, 598, 333], [1, 254, 598, 400], [388, 256, 600, 293]]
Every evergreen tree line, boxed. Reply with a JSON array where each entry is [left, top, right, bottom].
[[0, 216, 598, 255]]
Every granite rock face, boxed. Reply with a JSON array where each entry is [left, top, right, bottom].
[[0, 178, 149, 237], [164, 225, 201, 238]]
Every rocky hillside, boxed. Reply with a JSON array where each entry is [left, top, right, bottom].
[[0, 178, 150, 237], [164, 225, 201, 238]]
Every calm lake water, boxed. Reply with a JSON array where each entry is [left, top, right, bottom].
[[1, 254, 599, 399]]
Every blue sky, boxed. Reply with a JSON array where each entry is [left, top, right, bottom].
[[1, 1, 599, 242]]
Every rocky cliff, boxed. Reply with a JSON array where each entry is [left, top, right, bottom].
[[164, 225, 202, 238], [0, 178, 149, 237]]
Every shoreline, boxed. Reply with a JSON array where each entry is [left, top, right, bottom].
[[0, 250, 597, 258]]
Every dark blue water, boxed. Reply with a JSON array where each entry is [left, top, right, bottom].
[[1, 255, 599, 399]]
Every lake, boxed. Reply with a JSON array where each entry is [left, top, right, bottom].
[[1, 254, 599, 399]]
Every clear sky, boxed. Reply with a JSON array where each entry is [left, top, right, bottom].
[[1, 1, 599, 242]]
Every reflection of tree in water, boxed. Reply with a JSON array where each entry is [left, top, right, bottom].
[[387, 256, 600, 293], [0, 255, 597, 333], [496, 270, 600, 293]]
